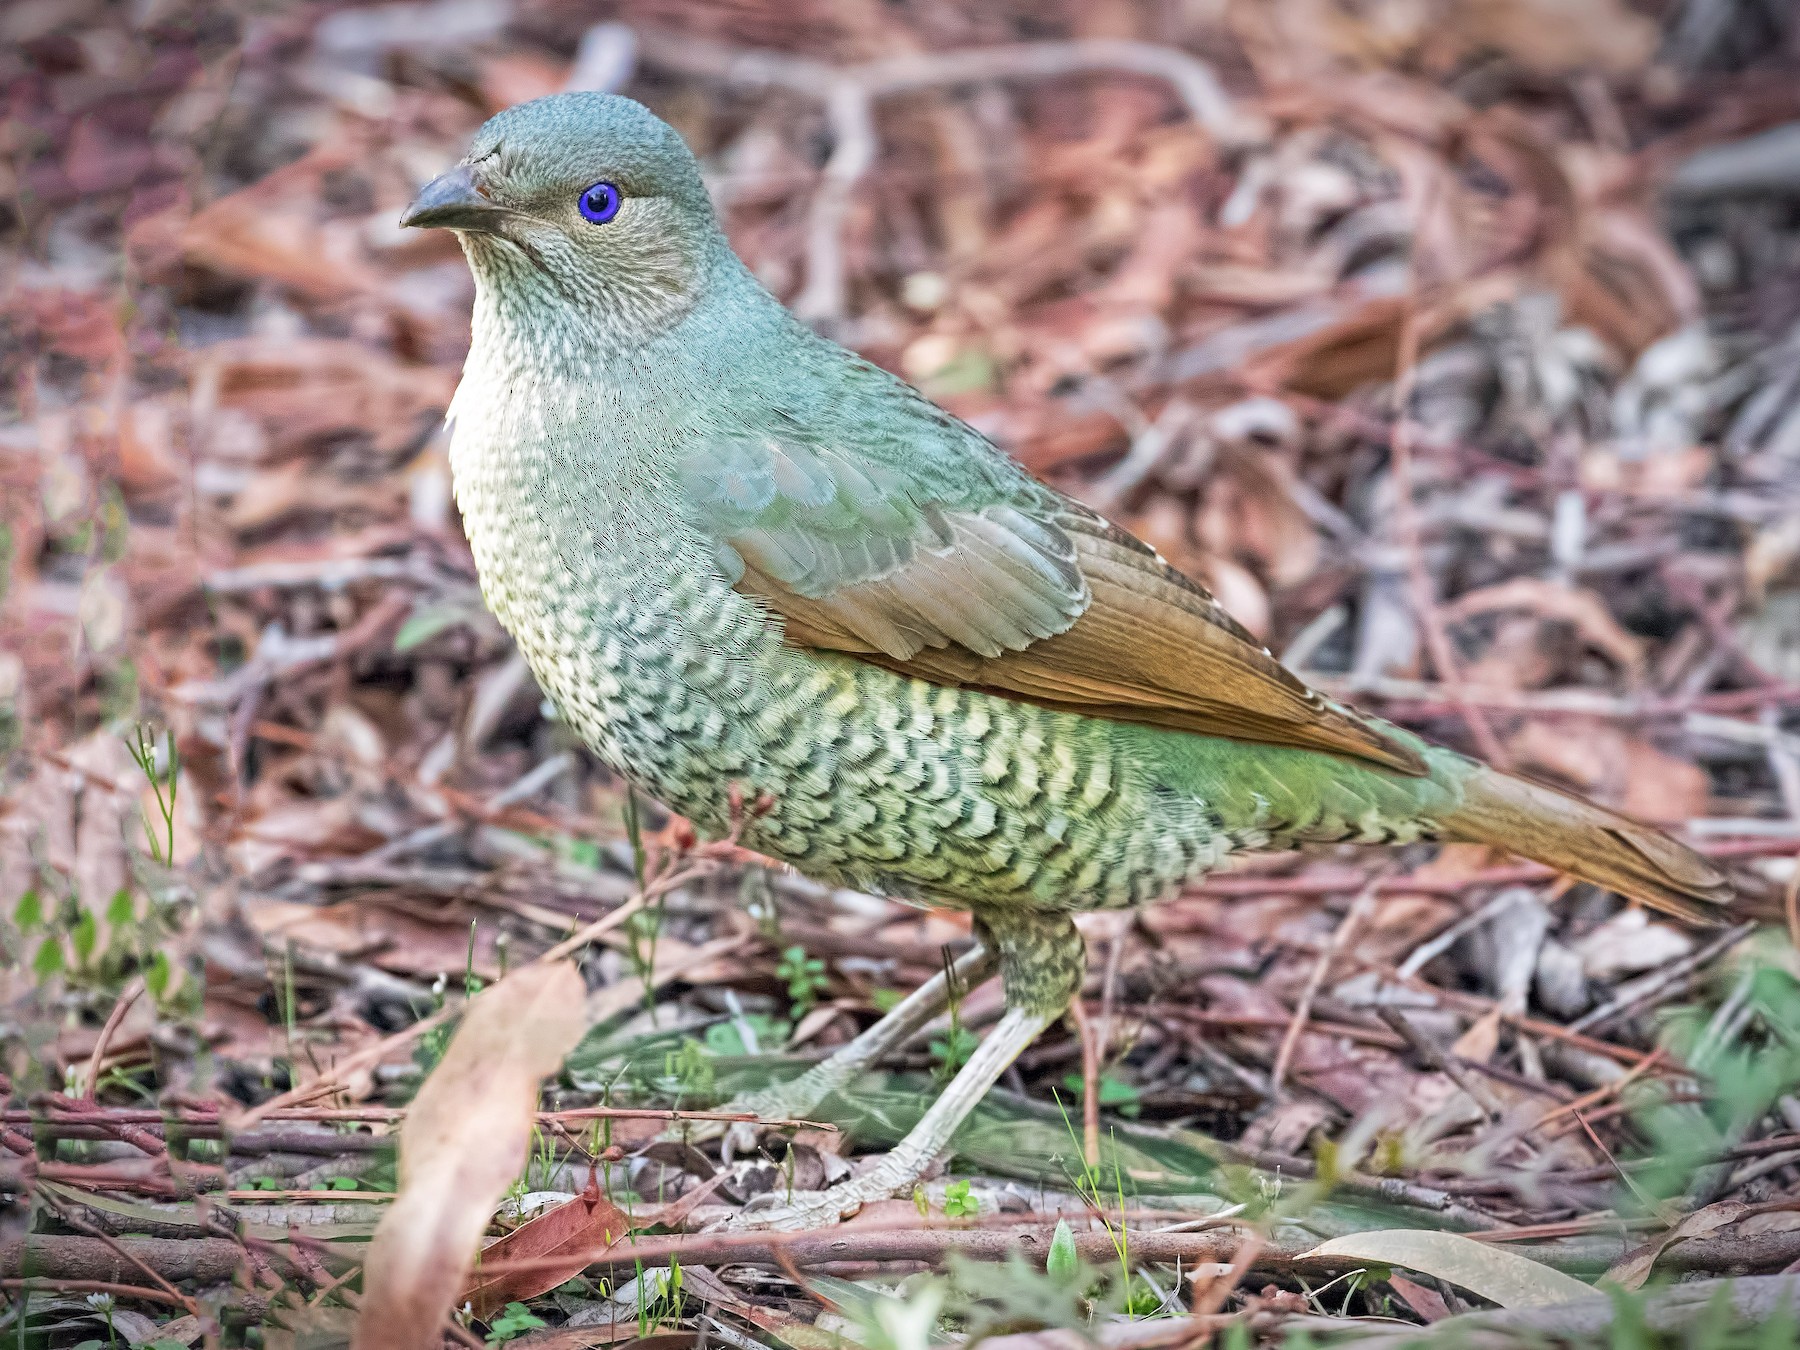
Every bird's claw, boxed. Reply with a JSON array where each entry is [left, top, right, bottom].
[[724, 1186, 869, 1231], [717, 1119, 763, 1162]]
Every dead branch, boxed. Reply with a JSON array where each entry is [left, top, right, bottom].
[[1336, 1273, 1800, 1348]]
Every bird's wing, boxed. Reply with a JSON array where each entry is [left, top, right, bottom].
[[681, 409, 1424, 776]]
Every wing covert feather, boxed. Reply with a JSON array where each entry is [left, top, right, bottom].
[[681, 379, 1424, 775]]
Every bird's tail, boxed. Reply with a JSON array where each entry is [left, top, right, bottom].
[[1439, 762, 1736, 925]]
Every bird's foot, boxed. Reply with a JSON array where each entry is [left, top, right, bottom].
[[723, 1158, 919, 1231], [661, 946, 999, 1156]]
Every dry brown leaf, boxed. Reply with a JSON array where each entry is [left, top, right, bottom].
[[1260, 0, 1656, 77], [1302, 1230, 1592, 1307], [1450, 1008, 1504, 1064], [1198, 447, 1321, 588], [354, 960, 588, 1350], [1570, 908, 1692, 982], [1448, 0, 1658, 77], [466, 1180, 632, 1320], [1747, 515, 1800, 601], [180, 142, 379, 300], [478, 52, 572, 111], [1447, 578, 1645, 679], [1099, 199, 1203, 311], [1388, 1274, 1452, 1322], [1606, 1201, 1746, 1291]]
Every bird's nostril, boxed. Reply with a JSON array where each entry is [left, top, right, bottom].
[[400, 164, 505, 232]]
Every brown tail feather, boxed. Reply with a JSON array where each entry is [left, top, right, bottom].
[[1443, 766, 1736, 926]]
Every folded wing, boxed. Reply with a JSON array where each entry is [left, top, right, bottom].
[[681, 423, 1425, 777]]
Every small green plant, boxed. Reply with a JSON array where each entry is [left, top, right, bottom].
[[1046, 1219, 1078, 1286], [504, 1126, 559, 1207], [484, 1301, 547, 1344], [776, 945, 829, 1017], [930, 946, 974, 1083], [1118, 1276, 1165, 1317], [943, 1178, 979, 1219], [83, 1290, 117, 1348], [661, 1037, 715, 1101], [560, 836, 603, 870], [124, 723, 179, 866], [416, 925, 486, 1073], [1053, 1090, 1136, 1298], [1060, 1071, 1141, 1118], [930, 1025, 979, 1081], [703, 1011, 789, 1055], [634, 1258, 684, 1335]]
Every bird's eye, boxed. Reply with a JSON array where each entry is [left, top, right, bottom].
[[577, 181, 622, 224]]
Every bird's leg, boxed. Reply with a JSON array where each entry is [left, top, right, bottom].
[[726, 910, 1084, 1231], [670, 942, 998, 1153]]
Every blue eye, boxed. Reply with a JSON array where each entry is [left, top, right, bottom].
[[578, 181, 621, 223]]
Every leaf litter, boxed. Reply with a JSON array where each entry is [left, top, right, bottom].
[[3, 0, 1800, 1347]]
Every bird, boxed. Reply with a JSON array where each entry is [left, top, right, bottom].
[[403, 91, 1735, 1229]]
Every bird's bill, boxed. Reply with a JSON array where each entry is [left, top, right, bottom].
[[400, 165, 507, 232]]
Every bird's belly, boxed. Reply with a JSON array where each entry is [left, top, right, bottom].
[[460, 495, 1235, 912], [515, 606, 1234, 912]]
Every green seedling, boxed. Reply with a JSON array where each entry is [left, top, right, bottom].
[[484, 1301, 546, 1344], [776, 944, 829, 1018]]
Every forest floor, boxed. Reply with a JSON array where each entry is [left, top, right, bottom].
[[5, 0, 1800, 1346]]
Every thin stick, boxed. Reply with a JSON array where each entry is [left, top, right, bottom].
[[1572, 1108, 1657, 1211], [0, 1278, 190, 1310], [33, 1191, 200, 1316], [1068, 999, 1102, 1169], [1568, 923, 1755, 1035], [1389, 303, 1510, 770], [1188, 1231, 1265, 1318], [1533, 1049, 1669, 1134], [1375, 1005, 1505, 1118], [1271, 880, 1381, 1096], [82, 977, 144, 1100]]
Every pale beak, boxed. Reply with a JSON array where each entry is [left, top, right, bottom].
[[401, 165, 507, 232]]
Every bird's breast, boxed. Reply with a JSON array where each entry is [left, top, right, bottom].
[[447, 377, 795, 818]]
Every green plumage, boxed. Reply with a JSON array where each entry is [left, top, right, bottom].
[[408, 94, 1731, 1219], [410, 90, 1729, 1062], [440, 107, 1466, 960]]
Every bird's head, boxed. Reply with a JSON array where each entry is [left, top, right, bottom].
[[403, 93, 724, 344]]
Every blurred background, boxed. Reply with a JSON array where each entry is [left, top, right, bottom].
[[6, 0, 1800, 1338]]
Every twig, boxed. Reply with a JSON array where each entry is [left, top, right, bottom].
[[33, 1189, 201, 1316], [82, 977, 145, 1101], [469, 1222, 1281, 1282], [1374, 1005, 1505, 1118], [1567, 922, 1755, 1035], [1533, 1049, 1669, 1135], [1270, 879, 1381, 1096], [350, 752, 574, 868], [1570, 1108, 1657, 1211], [1388, 303, 1510, 769], [1189, 1231, 1265, 1318], [1091, 398, 1200, 508], [1397, 886, 1538, 979], [0, 1278, 192, 1310], [1067, 999, 1102, 1169]]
